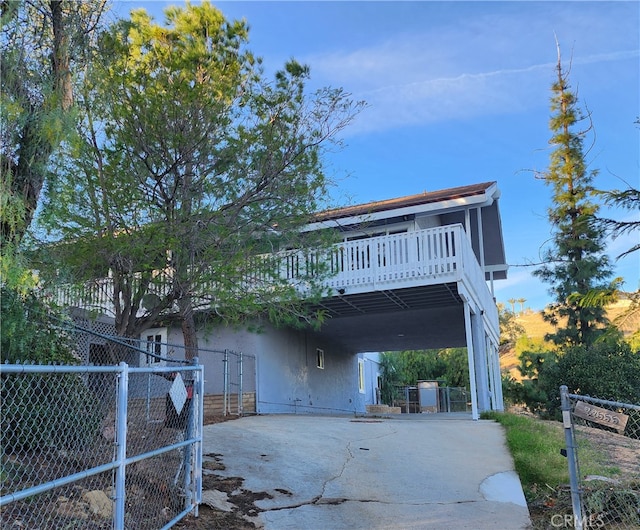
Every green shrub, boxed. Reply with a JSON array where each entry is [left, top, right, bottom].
[[1, 373, 103, 453], [503, 335, 640, 416], [1, 286, 103, 453], [539, 337, 640, 415], [1, 286, 78, 364]]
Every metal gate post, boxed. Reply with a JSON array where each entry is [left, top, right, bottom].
[[194, 361, 204, 513], [223, 350, 229, 416], [238, 352, 243, 416], [114, 362, 129, 530], [560, 385, 583, 530], [182, 359, 202, 515]]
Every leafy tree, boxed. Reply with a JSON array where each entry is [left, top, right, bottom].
[[560, 128, 640, 339], [39, 2, 363, 358], [440, 348, 470, 388], [498, 302, 525, 347], [378, 349, 469, 405], [0, 0, 107, 245], [533, 48, 615, 347]]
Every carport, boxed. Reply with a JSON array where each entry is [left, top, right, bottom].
[[308, 278, 502, 419]]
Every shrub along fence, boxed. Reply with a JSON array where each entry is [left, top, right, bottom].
[[560, 386, 640, 530]]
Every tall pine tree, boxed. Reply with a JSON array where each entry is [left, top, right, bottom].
[[534, 48, 614, 347]]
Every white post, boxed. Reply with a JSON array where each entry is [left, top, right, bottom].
[[476, 207, 485, 270], [492, 338, 505, 410], [472, 311, 491, 412], [486, 334, 498, 410], [464, 209, 471, 243], [464, 302, 479, 420]]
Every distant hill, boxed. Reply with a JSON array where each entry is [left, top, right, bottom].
[[500, 300, 638, 380]]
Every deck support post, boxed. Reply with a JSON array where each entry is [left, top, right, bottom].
[[463, 302, 479, 420]]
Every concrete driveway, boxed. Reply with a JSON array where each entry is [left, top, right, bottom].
[[201, 414, 531, 529]]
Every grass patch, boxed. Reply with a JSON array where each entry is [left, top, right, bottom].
[[483, 411, 640, 528], [482, 412, 617, 498], [482, 411, 568, 499]]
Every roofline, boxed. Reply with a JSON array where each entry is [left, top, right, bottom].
[[303, 181, 499, 232]]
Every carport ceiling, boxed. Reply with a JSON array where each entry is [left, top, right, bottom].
[[309, 283, 467, 352], [316, 283, 463, 317]]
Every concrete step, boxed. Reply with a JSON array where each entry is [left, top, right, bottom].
[[366, 404, 401, 414]]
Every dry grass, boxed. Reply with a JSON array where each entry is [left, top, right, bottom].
[[499, 301, 636, 379]]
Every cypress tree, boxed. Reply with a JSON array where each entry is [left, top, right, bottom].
[[534, 49, 614, 347]]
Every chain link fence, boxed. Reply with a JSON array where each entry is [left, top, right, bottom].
[[391, 385, 470, 413], [1, 339, 204, 529], [560, 386, 640, 530]]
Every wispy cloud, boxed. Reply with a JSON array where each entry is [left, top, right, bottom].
[[314, 46, 639, 135], [303, 3, 639, 136]]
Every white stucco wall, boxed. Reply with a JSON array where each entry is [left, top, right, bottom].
[[361, 353, 382, 406], [189, 321, 365, 415]]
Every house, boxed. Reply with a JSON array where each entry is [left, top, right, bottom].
[[63, 181, 508, 420]]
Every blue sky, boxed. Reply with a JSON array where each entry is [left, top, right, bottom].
[[114, 1, 639, 310]]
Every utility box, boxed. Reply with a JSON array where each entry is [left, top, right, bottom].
[[418, 381, 439, 413]]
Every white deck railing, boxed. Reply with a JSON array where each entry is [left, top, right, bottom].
[[323, 225, 460, 289], [53, 224, 497, 323]]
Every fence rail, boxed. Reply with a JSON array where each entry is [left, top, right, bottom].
[[1, 361, 204, 530], [560, 386, 640, 530]]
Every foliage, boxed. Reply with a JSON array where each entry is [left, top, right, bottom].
[[0, 285, 78, 365], [1, 373, 103, 452], [533, 51, 615, 348], [0, 0, 108, 244], [515, 335, 554, 359], [498, 302, 525, 346], [378, 349, 469, 405], [504, 336, 640, 416], [39, 2, 364, 355], [538, 337, 640, 415], [597, 185, 640, 259]]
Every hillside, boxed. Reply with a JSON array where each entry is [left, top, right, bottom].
[[499, 300, 638, 379]]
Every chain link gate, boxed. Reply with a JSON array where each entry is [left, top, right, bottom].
[[1, 356, 204, 529]]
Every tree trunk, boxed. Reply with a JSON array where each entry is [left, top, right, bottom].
[[179, 295, 199, 361], [50, 1, 73, 111]]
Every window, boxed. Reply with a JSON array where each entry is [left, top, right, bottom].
[[146, 334, 162, 364], [316, 348, 324, 369], [358, 359, 365, 393], [141, 328, 167, 365]]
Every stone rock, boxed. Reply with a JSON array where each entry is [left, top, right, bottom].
[[56, 500, 89, 520], [82, 490, 113, 518], [201, 489, 235, 512]]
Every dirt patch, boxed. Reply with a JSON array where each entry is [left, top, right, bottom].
[[573, 424, 640, 480], [174, 415, 268, 529]]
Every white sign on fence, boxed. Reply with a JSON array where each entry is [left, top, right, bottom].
[[169, 372, 188, 415], [573, 400, 628, 433]]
